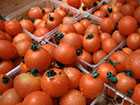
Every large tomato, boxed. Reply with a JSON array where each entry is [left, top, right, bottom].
[[58, 24, 75, 34], [54, 7, 67, 18], [0, 31, 12, 41], [73, 22, 86, 35], [85, 24, 99, 35], [100, 32, 111, 42], [41, 68, 70, 97], [120, 4, 135, 16], [60, 89, 86, 105], [93, 10, 107, 18], [134, 6, 140, 24], [66, 0, 81, 8], [110, 12, 123, 24], [22, 91, 53, 105], [132, 84, 140, 105]]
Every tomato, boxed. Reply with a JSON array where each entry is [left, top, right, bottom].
[[93, 10, 107, 18], [24, 43, 51, 73], [85, 24, 99, 35], [13, 33, 32, 57], [1, 88, 22, 105], [117, 0, 126, 4], [116, 73, 136, 94], [97, 63, 116, 82], [83, 33, 101, 53], [63, 16, 75, 24], [79, 74, 104, 99], [100, 17, 115, 34], [20, 63, 29, 73], [34, 19, 46, 29], [53, 43, 77, 65], [28, 6, 43, 19], [110, 12, 123, 24], [5, 20, 22, 37], [82, 0, 97, 8], [80, 19, 91, 28], [20, 19, 35, 32], [134, 6, 140, 24], [33, 27, 49, 37], [120, 4, 135, 16], [60, 33, 82, 49], [54, 7, 67, 18], [73, 22, 86, 35], [127, 0, 139, 9], [0, 20, 5, 31], [22, 91, 53, 105], [43, 7, 53, 14], [64, 67, 83, 89], [41, 68, 70, 97], [122, 47, 132, 55], [93, 50, 107, 64], [112, 30, 124, 44], [102, 38, 117, 53], [132, 84, 140, 105], [118, 16, 138, 36], [77, 49, 93, 64], [0, 31, 12, 41], [0, 40, 17, 60], [16, 103, 23, 105], [0, 60, 14, 74], [100, 4, 111, 14], [58, 24, 75, 34], [66, 0, 81, 8], [109, 51, 128, 72], [0, 75, 13, 93], [100, 32, 111, 42], [60, 89, 86, 105], [127, 33, 140, 50], [14, 71, 41, 98]]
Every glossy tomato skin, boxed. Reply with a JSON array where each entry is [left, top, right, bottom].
[[79, 74, 104, 99], [0, 40, 18, 60], [116, 73, 136, 94], [22, 91, 53, 105], [41, 68, 70, 97], [28, 7, 43, 19], [110, 12, 123, 24], [5, 20, 22, 37], [1, 88, 22, 105], [66, 0, 81, 8], [118, 16, 138, 36], [53, 43, 77, 65], [132, 84, 140, 105], [60, 89, 86, 105], [58, 24, 75, 34], [14, 72, 41, 98], [100, 32, 111, 42], [134, 6, 140, 24], [120, 4, 135, 16], [112, 30, 124, 44], [64, 67, 83, 89], [34, 19, 46, 29]]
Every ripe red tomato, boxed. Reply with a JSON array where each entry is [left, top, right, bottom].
[[0, 31, 12, 41], [16, 103, 23, 105], [24, 43, 51, 73], [93, 10, 107, 18], [82, 0, 97, 8], [22, 91, 53, 105], [58, 24, 75, 34], [14, 71, 41, 98], [33, 27, 49, 37], [53, 43, 77, 65], [5, 20, 22, 37], [120, 4, 135, 16], [73, 22, 86, 35], [0, 40, 18, 60], [116, 73, 136, 94], [1, 88, 22, 105], [41, 68, 70, 97], [20, 63, 29, 73], [127, 0, 139, 9], [63, 16, 75, 24], [132, 84, 140, 105], [0, 60, 14, 74], [64, 67, 83, 89], [97, 63, 116, 82], [0, 20, 5, 31], [60, 89, 86, 105], [102, 38, 117, 53], [79, 74, 104, 99], [110, 12, 123, 24], [117, 0, 126, 4], [83, 33, 101, 53], [112, 30, 124, 44], [28, 6, 43, 19], [127, 33, 140, 50], [20, 19, 35, 32], [66, 0, 81, 8], [34, 19, 46, 29], [100, 32, 111, 42], [13, 33, 32, 57], [134, 6, 140, 24], [80, 19, 91, 28], [93, 50, 107, 64], [122, 47, 132, 55], [118, 16, 138, 36], [85, 24, 99, 35], [54, 7, 67, 18]]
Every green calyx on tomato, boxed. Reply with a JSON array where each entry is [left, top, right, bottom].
[[92, 70, 99, 78], [31, 43, 39, 51], [55, 32, 64, 42], [46, 70, 56, 77], [86, 33, 94, 39], [109, 60, 119, 67], [2, 76, 10, 84], [123, 70, 133, 77], [107, 72, 118, 83], [76, 48, 83, 56], [30, 68, 39, 76], [107, 7, 113, 13], [126, 89, 133, 97]]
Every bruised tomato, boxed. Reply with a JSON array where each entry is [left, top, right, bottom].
[[118, 16, 138, 36], [53, 43, 77, 65], [5, 20, 22, 37], [1, 88, 22, 105], [80, 19, 91, 28], [14, 71, 41, 98], [112, 30, 124, 44], [73, 22, 86, 35], [0, 40, 17, 60], [120, 4, 135, 16], [60, 89, 86, 105], [132, 84, 140, 105], [64, 67, 83, 89], [41, 68, 70, 97], [33, 27, 49, 37], [66, 0, 81, 8], [79, 74, 104, 99], [83, 33, 101, 53], [58, 24, 75, 34], [22, 91, 53, 105], [100, 32, 111, 42], [134, 6, 140, 24]]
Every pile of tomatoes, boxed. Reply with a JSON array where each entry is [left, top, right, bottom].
[[0, 0, 140, 105]]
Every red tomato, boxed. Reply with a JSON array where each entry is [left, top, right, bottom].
[[112, 30, 124, 44], [53, 43, 77, 65], [64, 67, 83, 89], [100, 32, 111, 42], [60, 89, 86, 105], [82, 0, 97, 8], [54, 7, 67, 18], [122, 47, 132, 55], [20, 63, 29, 73], [93, 50, 107, 64], [93, 10, 107, 18], [117, 0, 126, 4], [85, 24, 99, 35], [41, 68, 70, 97], [79, 74, 104, 99], [58, 24, 75, 34], [83, 33, 101, 53], [132, 84, 140, 105], [1, 88, 22, 105], [110, 12, 123, 24], [34, 19, 46, 29], [66, 0, 81, 8], [118, 16, 138, 36], [0, 31, 12, 41], [0, 20, 5, 31], [134, 6, 140, 24], [0, 40, 18, 60], [127, 0, 139, 9], [14, 71, 41, 98], [102, 38, 117, 53], [73, 22, 86, 35], [120, 4, 135, 16], [22, 91, 53, 105], [80, 19, 91, 28], [63, 16, 75, 24], [5, 20, 22, 37], [28, 6, 43, 19], [127, 33, 140, 50], [33, 27, 49, 37]]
